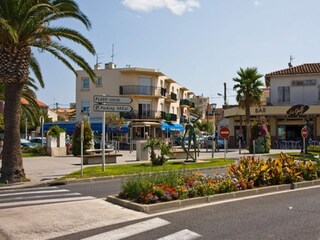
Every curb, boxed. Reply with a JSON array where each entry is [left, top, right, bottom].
[[106, 179, 320, 214]]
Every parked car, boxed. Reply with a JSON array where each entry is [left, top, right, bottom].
[[204, 136, 224, 149], [30, 137, 46, 146], [20, 139, 36, 148]]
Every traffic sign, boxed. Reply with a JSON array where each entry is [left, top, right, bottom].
[[93, 95, 132, 104], [93, 104, 132, 112], [301, 127, 308, 139], [219, 126, 230, 139]]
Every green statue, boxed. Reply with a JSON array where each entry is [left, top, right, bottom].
[[182, 115, 200, 161]]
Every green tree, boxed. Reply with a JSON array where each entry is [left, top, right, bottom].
[[72, 121, 93, 156], [233, 67, 264, 148], [0, 0, 95, 183]]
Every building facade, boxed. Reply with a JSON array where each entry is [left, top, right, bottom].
[[224, 63, 320, 148], [76, 62, 195, 140]]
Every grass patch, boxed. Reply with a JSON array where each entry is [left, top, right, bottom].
[[22, 152, 45, 158], [60, 158, 235, 180]]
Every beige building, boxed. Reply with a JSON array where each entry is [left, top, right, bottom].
[[224, 63, 320, 148], [76, 62, 195, 140]]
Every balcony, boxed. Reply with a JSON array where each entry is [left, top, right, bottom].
[[119, 85, 163, 97], [180, 99, 195, 108], [120, 110, 163, 120], [165, 92, 178, 102], [161, 112, 177, 121]]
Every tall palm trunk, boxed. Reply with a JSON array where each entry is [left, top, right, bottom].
[[1, 83, 25, 183], [245, 103, 251, 150]]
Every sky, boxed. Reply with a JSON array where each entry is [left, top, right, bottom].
[[35, 0, 320, 109]]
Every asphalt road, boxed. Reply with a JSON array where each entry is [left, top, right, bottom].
[[51, 186, 320, 240]]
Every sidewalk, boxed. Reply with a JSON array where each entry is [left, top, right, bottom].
[[0, 148, 295, 188]]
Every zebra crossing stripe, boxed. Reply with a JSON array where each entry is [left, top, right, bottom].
[[0, 189, 69, 197], [0, 186, 59, 193], [0, 192, 81, 202], [81, 218, 170, 240], [0, 196, 95, 208], [157, 229, 202, 240]]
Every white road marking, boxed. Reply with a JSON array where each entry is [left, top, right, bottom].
[[0, 196, 95, 208], [0, 186, 58, 193], [0, 192, 81, 202], [157, 229, 202, 240], [0, 189, 69, 197], [81, 217, 170, 240]]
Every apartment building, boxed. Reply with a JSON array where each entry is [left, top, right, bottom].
[[76, 62, 195, 140], [224, 63, 320, 147]]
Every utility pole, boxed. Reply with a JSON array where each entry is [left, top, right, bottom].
[[224, 82, 227, 106]]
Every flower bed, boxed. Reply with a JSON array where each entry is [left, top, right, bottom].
[[118, 153, 319, 204]]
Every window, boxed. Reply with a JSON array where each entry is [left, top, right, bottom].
[[96, 77, 103, 87], [81, 78, 89, 89], [318, 85, 320, 101], [139, 77, 152, 95], [278, 86, 290, 103], [138, 102, 151, 118], [81, 101, 90, 113]]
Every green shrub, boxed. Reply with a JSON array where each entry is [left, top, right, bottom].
[[22, 146, 47, 155], [47, 125, 65, 138], [308, 145, 320, 152], [72, 121, 93, 156]]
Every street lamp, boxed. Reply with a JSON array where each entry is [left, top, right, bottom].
[[39, 116, 44, 146]]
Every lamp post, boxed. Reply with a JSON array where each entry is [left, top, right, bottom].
[[39, 116, 44, 146], [211, 103, 217, 158]]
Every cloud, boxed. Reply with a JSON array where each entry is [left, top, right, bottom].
[[122, 0, 200, 15]]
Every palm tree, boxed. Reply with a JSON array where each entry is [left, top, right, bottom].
[[0, 0, 95, 183], [233, 67, 264, 149]]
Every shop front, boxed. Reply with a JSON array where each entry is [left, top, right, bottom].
[[224, 104, 320, 148]]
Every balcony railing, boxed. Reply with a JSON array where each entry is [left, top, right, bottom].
[[166, 92, 178, 101], [120, 110, 163, 120], [119, 85, 163, 96], [161, 112, 177, 121], [180, 99, 195, 108], [120, 111, 177, 121]]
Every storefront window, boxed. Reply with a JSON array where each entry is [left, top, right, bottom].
[[278, 125, 286, 140]]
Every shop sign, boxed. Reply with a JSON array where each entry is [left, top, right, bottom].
[[255, 107, 266, 114], [286, 104, 309, 117], [292, 79, 316, 87]]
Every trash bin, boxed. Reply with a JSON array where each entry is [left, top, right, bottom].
[[136, 140, 149, 161]]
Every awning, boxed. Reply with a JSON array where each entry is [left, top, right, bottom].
[[161, 122, 185, 132]]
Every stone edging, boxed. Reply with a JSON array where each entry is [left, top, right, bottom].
[[106, 179, 320, 214]]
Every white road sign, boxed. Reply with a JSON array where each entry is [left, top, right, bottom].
[[93, 95, 132, 104], [93, 104, 133, 112]]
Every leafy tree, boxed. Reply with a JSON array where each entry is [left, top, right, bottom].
[[233, 67, 263, 148], [72, 121, 93, 156], [0, 0, 95, 183]]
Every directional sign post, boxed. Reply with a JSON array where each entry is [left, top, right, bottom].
[[219, 127, 230, 160], [93, 95, 132, 104], [301, 127, 308, 156], [93, 96, 133, 172]]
